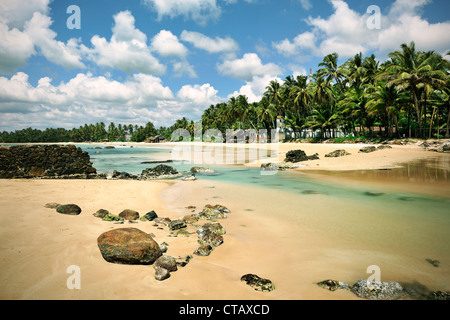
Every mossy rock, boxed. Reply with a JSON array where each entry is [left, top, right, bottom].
[[240, 274, 275, 292]]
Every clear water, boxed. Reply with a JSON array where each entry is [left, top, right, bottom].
[[80, 144, 450, 206]]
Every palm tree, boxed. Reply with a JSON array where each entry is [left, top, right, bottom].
[[365, 83, 404, 138], [290, 75, 313, 127], [265, 80, 283, 117], [305, 106, 342, 139], [378, 42, 447, 137], [317, 53, 346, 93]]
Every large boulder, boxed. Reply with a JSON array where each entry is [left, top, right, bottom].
[[97, 228, 162, 264], [284, 149, 319, 163]]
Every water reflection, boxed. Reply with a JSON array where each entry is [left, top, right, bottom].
[[306, 155, 449, 183]]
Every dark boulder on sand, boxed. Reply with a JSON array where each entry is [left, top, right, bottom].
[[97, 228, 162, 264], [119, 209, 140, 220], [325, 149, 350, 158], [240, 274, 275, 292], [56, 204, 82, 215], [284, 149, 319, 163]]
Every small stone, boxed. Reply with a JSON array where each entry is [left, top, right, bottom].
[[359, 146, 377, 153], [119, 209, 140, 220], [140, 210, 158, 221], [93, 209, 109, 218], [169, 219, 187, 231], [154, 267, 170, 281], [154, 256, 178, 272], [325, 150, 351, 158], [317, 279, 350, 291], [425, 258, 440, 267], [194, 244, 213, 256]]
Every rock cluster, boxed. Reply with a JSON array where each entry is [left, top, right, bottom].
[[0, 145, 100, 179], [111, 165, 183, 180], [315, 278, 449, 300], [420, 140, 450, 153]]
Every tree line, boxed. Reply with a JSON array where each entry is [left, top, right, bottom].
[[1, 42, 449, 143], [200, 42, 449, 140]]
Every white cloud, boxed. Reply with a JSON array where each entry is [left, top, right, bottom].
[[273, 0, 450, 60], [180, 30, 239, 53], [228, 74, 283, 103], [82, 11, 165, 75], [142, 0, 221, 25], [0, 20, 35, 73], [217, 53, 282, 82], [173, 60, 198, 78], [151, 30, 188, 58], [0, 0, 50, 29], [25, 12, 85, 70], [0, 71, 223, 129], [0, 5, 85, 73]]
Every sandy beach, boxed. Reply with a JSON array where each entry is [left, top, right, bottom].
[[0, 142, 449, 300]]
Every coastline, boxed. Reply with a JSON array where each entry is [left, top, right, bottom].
[[0, 141, 449, 300]]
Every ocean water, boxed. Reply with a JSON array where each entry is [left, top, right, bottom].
[[81, 144, 450, 205]]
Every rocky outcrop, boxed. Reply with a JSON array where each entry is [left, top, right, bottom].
[[0, 144, 100, 179], [97, 228, 162, 265], [284, 149, 319, 163], [141, 165, 182, 180]]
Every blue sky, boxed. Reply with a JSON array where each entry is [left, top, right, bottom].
[[0, 0, 449, 131]]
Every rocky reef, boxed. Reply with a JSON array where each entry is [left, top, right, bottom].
[[0, 144, 102, 179]]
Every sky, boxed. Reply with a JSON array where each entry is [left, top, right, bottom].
[[0, 0, 449, 131]]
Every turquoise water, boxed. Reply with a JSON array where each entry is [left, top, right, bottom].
[[80, 145, 450, 208]]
